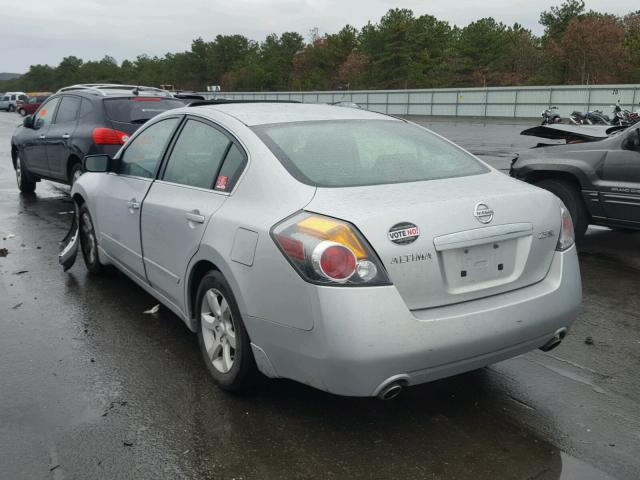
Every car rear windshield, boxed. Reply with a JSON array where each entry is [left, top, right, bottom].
[[252, 120, 489, 187], [103, 97, 184, 124]]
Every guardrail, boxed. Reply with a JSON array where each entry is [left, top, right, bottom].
[[202, 85, 640, 119]]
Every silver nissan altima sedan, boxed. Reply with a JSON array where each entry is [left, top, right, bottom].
[[60, 102, 582, 399]]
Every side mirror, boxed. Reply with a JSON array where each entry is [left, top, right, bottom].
[[23, 115, 34, 128], [83, 154, 112, 173]]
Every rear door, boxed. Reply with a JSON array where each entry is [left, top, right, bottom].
[[140, 117, 246, 308], [23, 96, 61, 175], [45, 95, 81, 180], [95, 116, 182, 281], [599, 128, 640, 224]]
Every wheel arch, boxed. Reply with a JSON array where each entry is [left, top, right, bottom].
[[523, 169, 584, 191], [66, 154, 82, 182], [185, 248, 248, 332]]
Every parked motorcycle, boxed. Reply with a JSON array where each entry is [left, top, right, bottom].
[[541, 106, 562, 125], [611, 101, 640, 126], [569, 109, 610, 125]]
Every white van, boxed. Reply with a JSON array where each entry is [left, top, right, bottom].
[[0, 92, 27, 112]]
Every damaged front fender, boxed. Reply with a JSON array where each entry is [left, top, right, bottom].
[[59, 202, 80, 271]]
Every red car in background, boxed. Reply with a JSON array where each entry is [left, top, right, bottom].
[[17, 93, 51, 116]]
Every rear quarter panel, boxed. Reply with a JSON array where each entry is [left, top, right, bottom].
[[183, 110, 318, 330]]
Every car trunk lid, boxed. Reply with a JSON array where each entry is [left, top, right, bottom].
[[305, 172, 561, 310]]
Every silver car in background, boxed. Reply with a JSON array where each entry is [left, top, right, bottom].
[[60, 102, 582, 398]]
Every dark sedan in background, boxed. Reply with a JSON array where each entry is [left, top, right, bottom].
[[10, 84, 184, 193]]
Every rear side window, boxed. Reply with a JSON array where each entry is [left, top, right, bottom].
[[215, 144, 246, 192], [79, 98, 94, 118], [103, 98, 184, 124], [55, 96, 81, 123], [253, 120, 488, 187], [119, 117, 181, 178], [162, 119, 230, 189]]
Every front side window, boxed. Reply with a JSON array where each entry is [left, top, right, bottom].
[[119, 117, 180, 178], [162, 119, 230, 189], [34, 97, 61, 129], [55, 96, 81, 124], [253, 120, 488, 187]]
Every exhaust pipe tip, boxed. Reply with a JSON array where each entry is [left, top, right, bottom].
[[539, 327, 567, 352], [378, 382, 404, 400]]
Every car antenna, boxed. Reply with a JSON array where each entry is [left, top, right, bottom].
[[133, 82, 140, 96]]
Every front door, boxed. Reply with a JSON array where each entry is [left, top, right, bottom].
[[45, 95, 80, 181], [140, 118, 240, 308], [23, 96, 60, 175], [95, 116, 182, 281], [600, 128, 640, 224]]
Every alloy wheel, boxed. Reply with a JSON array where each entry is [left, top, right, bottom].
[[80, 211, 97, 265], [201, 288, 236, 373], [15, 160, 21, 187], [72, 168, 83, 185]]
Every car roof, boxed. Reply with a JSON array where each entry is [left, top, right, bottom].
[[188, 102, 396, 126], [57, 84, 174, 99]]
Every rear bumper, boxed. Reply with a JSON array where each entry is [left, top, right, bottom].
[[246, 246, 581, 397]]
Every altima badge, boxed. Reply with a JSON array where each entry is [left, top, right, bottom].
[[474, 203, 494, 224], [388, 222, 420, 245]]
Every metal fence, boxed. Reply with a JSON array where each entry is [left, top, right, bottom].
[[202, 85, 640, 119]]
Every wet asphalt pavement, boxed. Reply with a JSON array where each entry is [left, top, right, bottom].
[[1, 112, 639, 480]]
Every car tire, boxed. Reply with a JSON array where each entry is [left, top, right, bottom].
[[18, 108, 26, 116], [536, 178, 589, 241], [69, 162, 83, 186], [79, 204, 104, 275], [8, 104, 15, 112], [196, 271, 257, 392], [15, 154, 36, 193]]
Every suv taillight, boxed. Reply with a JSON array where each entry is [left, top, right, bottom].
[[92, 128, 130, 145], [272, 212, 390, 286]]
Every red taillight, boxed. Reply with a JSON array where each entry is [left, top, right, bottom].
[[132, 97, 162, 101], [275, 234, 305, 261], [92, 128, 130, 145], [272, 212, 390, 286], [313, 242, 357, 281]]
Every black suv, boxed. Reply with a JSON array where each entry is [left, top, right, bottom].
[[510, 124, 640, 239], [11, 84, 184, 193]]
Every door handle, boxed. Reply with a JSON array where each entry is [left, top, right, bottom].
[[127, 199, 140, 210], [185, 211, 205, 224], [39, 134, 46, 140], [62, 134, 70, 139]]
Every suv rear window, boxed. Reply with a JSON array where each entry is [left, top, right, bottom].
[[103, 97, 184, 124], [253, 120, 489, 187]]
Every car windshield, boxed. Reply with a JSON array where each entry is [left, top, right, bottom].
[[103, 97, 184, 124], [253, 119, 489, 187]]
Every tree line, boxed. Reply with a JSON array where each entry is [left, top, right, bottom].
[[2, 1, 639, 93]]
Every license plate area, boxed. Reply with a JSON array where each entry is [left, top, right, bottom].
[[439, 238, 520, 293]]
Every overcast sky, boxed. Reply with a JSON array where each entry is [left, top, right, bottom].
[[0, 0, 634, 73]]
